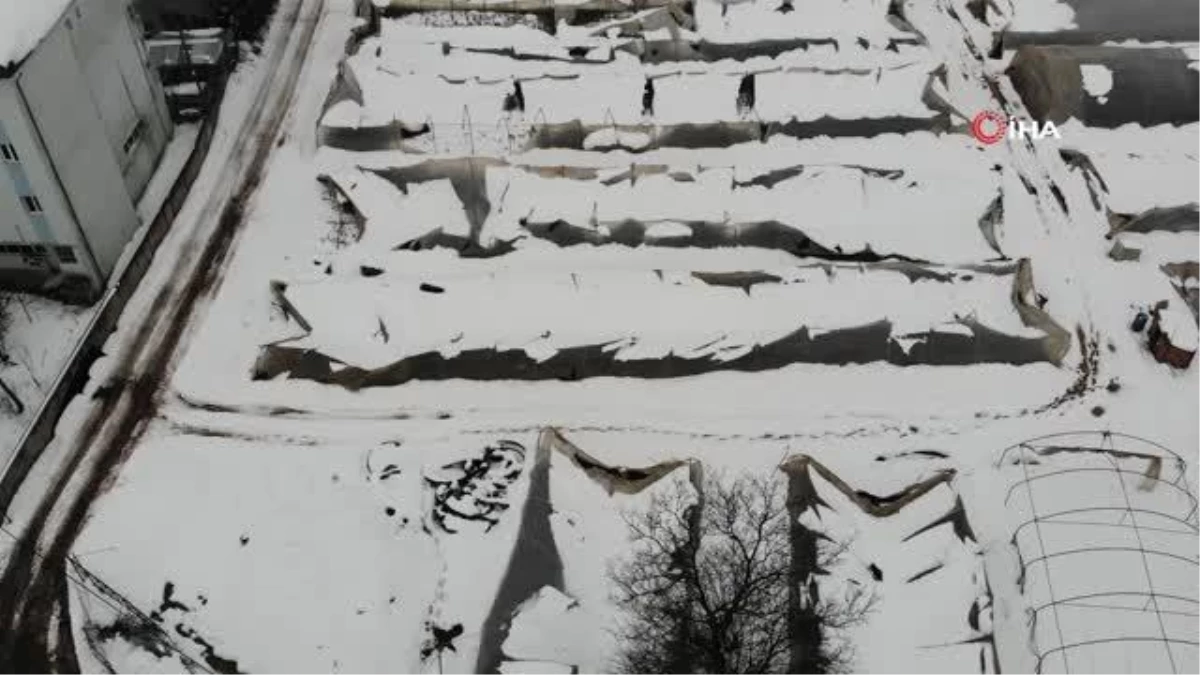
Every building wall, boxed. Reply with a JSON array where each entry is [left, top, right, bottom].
[[61, 0, 173, 200], [15, 24, 138, 284], [0, 0, 174, 296], [0, 81, 101, 289]]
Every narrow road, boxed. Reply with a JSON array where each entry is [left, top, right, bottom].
[[0, 0, 328, 669]]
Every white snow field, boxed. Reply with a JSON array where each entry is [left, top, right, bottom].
[[2, 0, 1190, 672]]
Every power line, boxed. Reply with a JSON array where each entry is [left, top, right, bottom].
[[0, 524, 211, 673]]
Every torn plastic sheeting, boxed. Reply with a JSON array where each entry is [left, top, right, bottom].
[[1161, 261, 1199, 283], [318, 118, 431, 149], [541, 427, 694, 496], [368, 158, 505, 240], [1107, 204, 1199, 236], [260, 263, 1058, 379], [630, 36, 923, 64], [518, 217, 930, 263], [1011, 258, 1071, 365], [318, 115, 948, 153], [1106, 239, 1141, 262], [1006, 45, 1199, 128], [252, 317, 1056, 390], [378, 0, 680, 14], [320, 58, 366, 118], [779, 454, 956, 518], [1000, 0, 1198, 46], [588, 4, 694, 39]]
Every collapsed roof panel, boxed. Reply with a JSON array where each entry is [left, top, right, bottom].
[[334, 62, 939, 127], [1007, 45, 1198, 129], [1001, 0, 1199, 46], [272, 262, 1052, 375]]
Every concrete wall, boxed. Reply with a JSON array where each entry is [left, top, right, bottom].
[[0, 0, 173, 296]]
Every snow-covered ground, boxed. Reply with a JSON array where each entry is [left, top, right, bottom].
[[0, 0, 1192, 672]]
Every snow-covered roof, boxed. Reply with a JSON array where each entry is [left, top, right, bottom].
[[0, 0, 73, 71], [339, 61, 937, 127], [280, 264, 1045, 370]]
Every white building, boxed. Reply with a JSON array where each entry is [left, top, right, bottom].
[[1, 0, 173, 301]]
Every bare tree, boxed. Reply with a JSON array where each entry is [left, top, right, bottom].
[[610, 471, 873, 674]]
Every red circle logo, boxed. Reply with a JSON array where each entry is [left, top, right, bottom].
[[970, 111, 1007, 145]]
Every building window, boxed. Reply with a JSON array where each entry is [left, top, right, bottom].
[[55, 246, 78, 264], [26, 246, 47, 264], [123, 119, 146, 154], [0, 243, 49, 263], [0, 143, 18, 162], [1, 243, 42, 253], [21, 195, 44, 214]]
